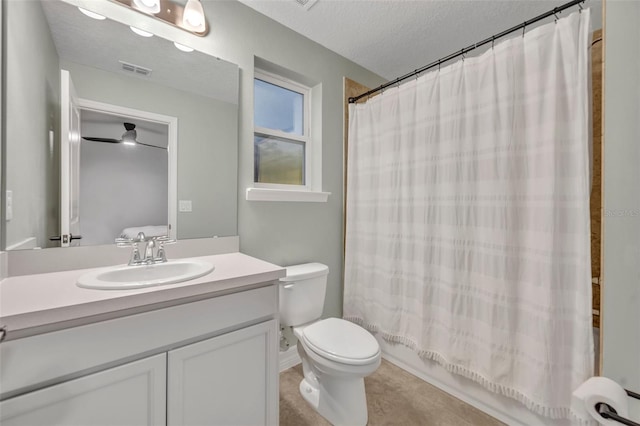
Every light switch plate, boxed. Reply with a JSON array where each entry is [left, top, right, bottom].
[[179, 200, 192, 212]]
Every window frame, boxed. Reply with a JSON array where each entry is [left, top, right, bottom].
[[253, 69, 312, 191]]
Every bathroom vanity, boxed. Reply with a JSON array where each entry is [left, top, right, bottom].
[[0, 252, 284, 425]]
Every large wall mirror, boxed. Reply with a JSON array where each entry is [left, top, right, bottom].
[[3, 0, 239, 250]]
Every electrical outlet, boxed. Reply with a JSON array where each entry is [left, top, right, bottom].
[[179, 200, 192, 212], [6, 190, 12, 221]]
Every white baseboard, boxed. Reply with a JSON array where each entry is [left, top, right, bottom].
[[279, 346, 301, 372]]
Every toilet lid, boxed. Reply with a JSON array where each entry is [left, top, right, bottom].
[[301, 318, 380, 365]]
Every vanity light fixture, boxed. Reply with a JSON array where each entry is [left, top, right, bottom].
[[112, 0, 209, 36], [174, 42, 194, 52], [78, 7, 106, 20], [182, 0, 205, 32], [130, 26, 154, 37], [132, 0, 161, 14]]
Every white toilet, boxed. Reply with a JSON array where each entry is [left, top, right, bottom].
[[279, 263, 381, 426]]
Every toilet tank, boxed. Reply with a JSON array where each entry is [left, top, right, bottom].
[[279, 263, 329, 327]]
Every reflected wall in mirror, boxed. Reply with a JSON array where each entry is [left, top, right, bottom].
[[3, 0, 239, 250], [78, 105, 172, 246]]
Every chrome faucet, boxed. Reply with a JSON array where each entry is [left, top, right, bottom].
[[144, 238, 155, 262], [116, 232, 174, 266]]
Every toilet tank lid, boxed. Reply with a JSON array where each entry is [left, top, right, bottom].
[[279, 263, 329, 282]]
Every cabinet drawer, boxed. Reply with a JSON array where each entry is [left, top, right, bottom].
[[0, 285, 277, 398]]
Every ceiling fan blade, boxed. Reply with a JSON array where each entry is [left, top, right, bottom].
[[136, 141, 167, 150], [82, 137, 121, 143]]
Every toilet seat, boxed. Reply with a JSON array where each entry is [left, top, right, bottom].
[[300, 318, 380, 366]]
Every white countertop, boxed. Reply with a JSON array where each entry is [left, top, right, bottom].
[[0, 252, 285, 341]]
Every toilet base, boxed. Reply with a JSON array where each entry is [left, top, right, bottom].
[[299, 378, 320, 411], [298, 369, 368, 426]]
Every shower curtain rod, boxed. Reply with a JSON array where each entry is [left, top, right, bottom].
[[348, 0, 586, 104]]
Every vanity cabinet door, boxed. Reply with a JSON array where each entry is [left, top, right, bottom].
[[168, 319, 278, 426], [0, 354, 166, 426]]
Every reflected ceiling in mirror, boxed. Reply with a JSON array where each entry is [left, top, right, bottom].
[[42, 1, 236, 104]]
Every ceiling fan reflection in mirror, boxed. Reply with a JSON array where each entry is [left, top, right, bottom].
[[82, 122, 165, 149]]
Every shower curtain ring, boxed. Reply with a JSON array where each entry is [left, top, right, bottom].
[[461, 49, 465, 61], [578, 2, 584, 13], [491, 36, 495, 49], [522, 23, 526, 37]]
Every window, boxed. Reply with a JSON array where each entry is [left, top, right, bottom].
[[254, 70, 310, 188], [248, 68, 329, 202]]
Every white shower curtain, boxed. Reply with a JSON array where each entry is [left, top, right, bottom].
[[344, 11, 593, 422]]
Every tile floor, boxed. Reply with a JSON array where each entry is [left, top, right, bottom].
[[279, 359, 505, 426]]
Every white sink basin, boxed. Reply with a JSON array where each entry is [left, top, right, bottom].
[[77, 259, 215, 290]]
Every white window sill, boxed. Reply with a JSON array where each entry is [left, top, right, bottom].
[[246, 187, 331, 203]]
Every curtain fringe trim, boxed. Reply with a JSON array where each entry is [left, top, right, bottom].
[[344, 315, 594, 425]]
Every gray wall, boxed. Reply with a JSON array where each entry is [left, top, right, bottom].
[[61, 60, 238, 240], [79, 121, 168, 246], [602, 0, 640, 416], [194, 1, 385, 321], [5, 0, 60, 249]]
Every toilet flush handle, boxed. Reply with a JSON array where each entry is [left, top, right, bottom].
[[283, 284, 295, 290]]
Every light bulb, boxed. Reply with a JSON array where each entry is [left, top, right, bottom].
[[185, 10, 202, 27], [133, 0, 160, 14], [174, 42, 194, 52], [122, 141, 136, 146], [183, 0, 206, 32], [130, 26, 154, 38], [78, 7, 106, 20]]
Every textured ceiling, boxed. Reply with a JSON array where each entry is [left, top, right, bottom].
[[42, 0, 238, 104], [237, 0, 602, 80]]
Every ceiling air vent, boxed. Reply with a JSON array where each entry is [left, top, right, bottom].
[[119, 60, 152, 77], [294, 0, 318, 11]]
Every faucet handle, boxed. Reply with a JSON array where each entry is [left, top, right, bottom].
[[115, 232, 149, 246], [156, 246, 168, 263], [130, 244, 142, 265], [134, 232, 147, 243], [153, 235, 175, 244], [115, 236, 134, 247], [115, 238, 143, 265], [154, 237, 175, 263]]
